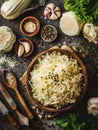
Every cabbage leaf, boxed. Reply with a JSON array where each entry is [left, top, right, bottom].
[[64, 0, 98, 25]]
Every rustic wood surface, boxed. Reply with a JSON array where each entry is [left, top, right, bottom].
[[0, 0, 98, 130]]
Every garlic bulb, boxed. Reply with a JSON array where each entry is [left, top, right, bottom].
[[44, 3, 61, 20], [83, 23, 98, 44], [87, 97, 98, 116]]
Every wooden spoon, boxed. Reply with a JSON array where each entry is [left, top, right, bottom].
[[2, 70, 34, 120]]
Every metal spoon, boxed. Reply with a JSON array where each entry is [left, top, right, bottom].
[[2, 70, 34, 120]]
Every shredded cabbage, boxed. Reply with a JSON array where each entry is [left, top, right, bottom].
[[29, 51, 83, 109]]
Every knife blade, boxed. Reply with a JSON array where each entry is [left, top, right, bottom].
[[0, 82, 16, 109], [0, 82, 29, 126], [0, 101, 20, 130], [0, 101, 8, 115]]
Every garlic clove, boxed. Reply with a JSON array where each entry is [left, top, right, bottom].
[[21, 41, 31, 54], [18, 44, 25, 57], [87, 97, 98, 116]]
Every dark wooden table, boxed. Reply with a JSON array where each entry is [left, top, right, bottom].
[[0, 0, 98, 130]]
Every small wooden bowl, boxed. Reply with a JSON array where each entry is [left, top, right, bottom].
[[15, 38, 34, 58], [20, 16, 40, 37], [20, 45, 88, 112], [41, 25, 58, 42]]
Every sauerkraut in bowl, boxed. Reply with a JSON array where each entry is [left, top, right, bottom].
[[28, 50, 86, 110]]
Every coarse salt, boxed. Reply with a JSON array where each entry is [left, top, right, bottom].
[[0, 54, 19, 71]]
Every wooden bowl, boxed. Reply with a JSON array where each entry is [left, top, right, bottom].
[[41, 25, 58, 42], [20, 16, 40, 37], [20, 45, 88, 112], [15, 38, 34, 58]]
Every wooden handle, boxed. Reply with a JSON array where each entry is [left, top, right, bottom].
[[7, 113, 20, 130], [20, 71, 27, 86], [15, 109, 29, 126], [15, 89, 34, 119]]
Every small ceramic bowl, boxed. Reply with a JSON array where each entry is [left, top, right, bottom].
[[15, 38, 34, 58], [20, 16, 40, 37], [41, 25, 58, 42]]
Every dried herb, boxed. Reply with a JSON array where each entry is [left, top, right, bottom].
[[78, 42, 98, 70]]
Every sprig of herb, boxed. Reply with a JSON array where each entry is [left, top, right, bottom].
[[55, 113, 96, 130], [64, 0, 98, 25], [55, 113, 86, 130]]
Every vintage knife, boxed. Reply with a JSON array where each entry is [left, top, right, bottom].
[[0, 82, 29, 126], [0, 101, 20, 130]]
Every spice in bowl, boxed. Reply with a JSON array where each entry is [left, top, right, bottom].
[[23, 21, 36, 33], [15, 38, 34, 58], [20, 16, 40, 37], [41, 25, 58, 42], [5, 71, 15, 85]]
